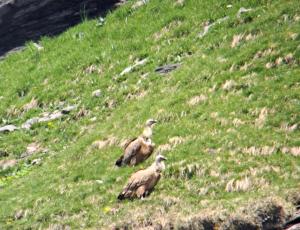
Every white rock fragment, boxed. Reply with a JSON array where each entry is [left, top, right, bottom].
[[96, 180, 104, 184], [92, 89, 102, 97], [132, 0, 148, 9], [120, 58, 148, 76], [22, 105, 76, 129], [33, 43, 44, 51], [0, 125, 19, 133], [198, 16, 229, 38], [31, 158, 42, 165], [237, 7, 252, 18]]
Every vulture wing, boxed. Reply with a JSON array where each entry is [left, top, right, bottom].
[[115, 138, 141, 167], [123, 137, 138, 150], [118, 168, 159, 200], [122, 138, 142, 165]]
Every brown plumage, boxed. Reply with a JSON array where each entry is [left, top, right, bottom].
[[115, 119, 157, 167], [118, 154, 167, 200]]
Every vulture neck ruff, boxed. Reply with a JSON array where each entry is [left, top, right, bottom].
[[151, 159, 165, 173], [142, 126, 153, 139]]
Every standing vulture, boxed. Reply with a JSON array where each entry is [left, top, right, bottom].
[[118, 154, 167, 200], [115, 119, 157, 167]]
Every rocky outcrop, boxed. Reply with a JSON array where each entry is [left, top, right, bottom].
[[0, 0, 121, 57]]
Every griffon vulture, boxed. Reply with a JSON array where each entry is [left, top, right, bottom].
[[118, 154, 167, 200], [115, 119, 157, 167]]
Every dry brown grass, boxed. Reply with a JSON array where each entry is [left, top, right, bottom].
[[92, 136, 119, 149], [187, 95, 208, 106]]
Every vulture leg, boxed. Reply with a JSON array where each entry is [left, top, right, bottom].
[[136, 186, 146, 198]]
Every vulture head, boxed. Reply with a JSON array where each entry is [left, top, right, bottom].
[[145, 119, 157, 127], [154, 153, 167, 172], [156, 154, 167, 162], [142, 119, 157, 138]]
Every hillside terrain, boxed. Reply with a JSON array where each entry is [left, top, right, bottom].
[[0, 0, 299, 229], [0, 0, 120, 56]]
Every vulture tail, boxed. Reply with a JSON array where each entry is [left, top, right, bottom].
[[117, 193, 125, 200], [115, 156, 123, 167]]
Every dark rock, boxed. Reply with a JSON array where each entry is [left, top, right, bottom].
[[155, 63, 181, 74], [0, 150, 9, 157], [0, 0, 121, 57]]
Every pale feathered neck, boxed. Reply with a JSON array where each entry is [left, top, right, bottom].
[[142, 126, 153, 139], [150, 159, 165, 173]]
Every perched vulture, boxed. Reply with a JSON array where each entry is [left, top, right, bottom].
[[115, 119, 157, 167], [118, 154, 167, 200]]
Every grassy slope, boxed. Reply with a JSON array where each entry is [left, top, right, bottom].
[[0, 0, 299, 228]]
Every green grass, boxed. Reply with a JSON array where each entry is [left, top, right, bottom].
[[0, 0, 299, 228]]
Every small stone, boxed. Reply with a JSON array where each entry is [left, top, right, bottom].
[[21, 117, 39, 129], [33, 43, 44, 51], [284, 53, 294, 64], [31, 158, 42, 165], [265, 62, 275, 69], [175, 0, 185, 6], [92, 89, 101, 97], [14, 210, 24, 220], [61, 105, 76, 114], [237, 7, 252, 18], [96, 180, 104, 184], [90, 117, 97, 122], [120, 58, 148, 76], [155, 63, 181, 74], [132, 0, 148, 9], [0, 124, 19, 133]]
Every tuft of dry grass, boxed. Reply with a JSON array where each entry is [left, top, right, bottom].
[[225, 177, 252, 192], [187, 95, 208, 106]]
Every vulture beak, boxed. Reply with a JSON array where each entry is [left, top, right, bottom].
[[146, 119, 158, 126], [160, 155, 167, 161]]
